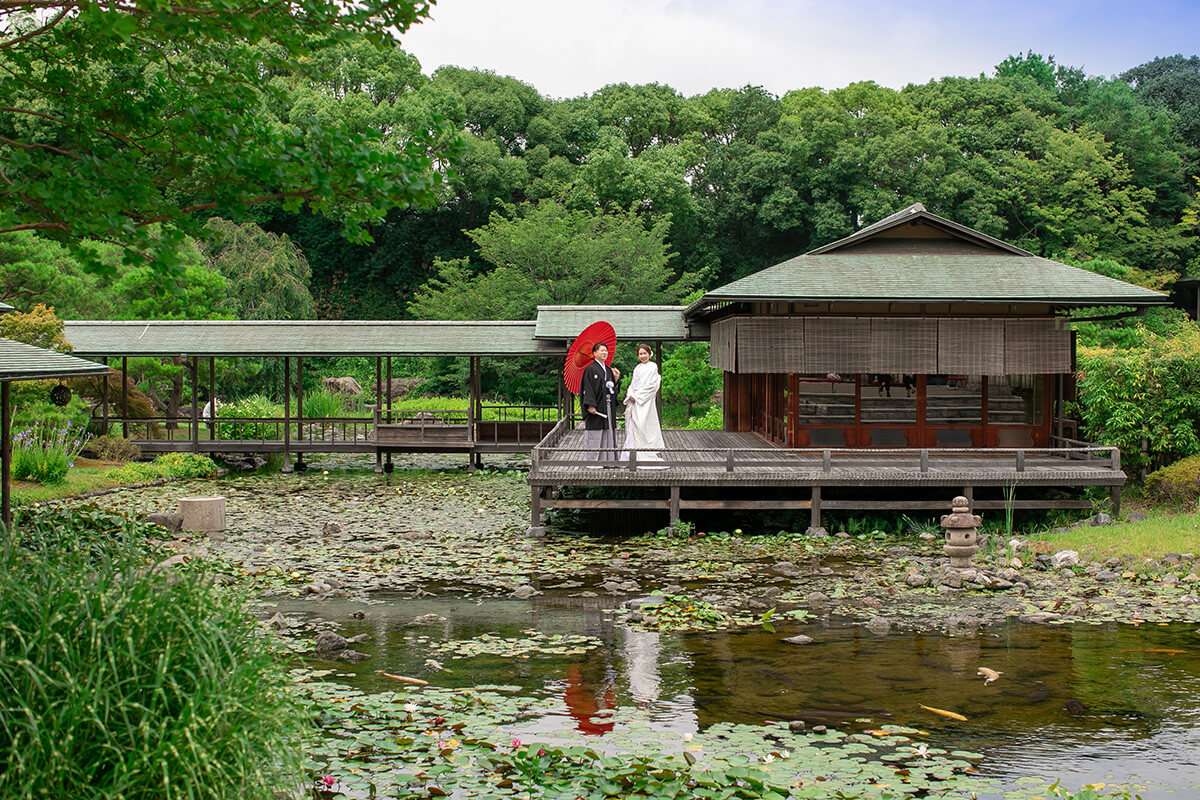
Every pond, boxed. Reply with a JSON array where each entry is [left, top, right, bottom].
[[273, 591, 1200, 799]]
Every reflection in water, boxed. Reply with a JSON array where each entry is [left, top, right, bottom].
[[269, 593, 1200, 798]]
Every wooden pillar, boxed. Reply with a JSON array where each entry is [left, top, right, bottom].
[[282, 356, 292, 473], [190, 357, 200, 454], [121, 356, 129, 439], [1055, 374, 1064, 441], [853, 373, 862, 445], [786, 373, 799, 448], [1110, 486, 1121, 519], [669, 485, 681, 525], [385, 356, 392, 472], [963, 486, 974, 511], [810, 485, 821, 530], [529, 486, 545, 537], [374, 356, 383, 474], [209, 356, 216, 440], [2, 381, 10, 528], [295, 356, 305, 439], [467, 356, 478, 472], [101, 357, 110, 436], [981, 375, 990, 446], [915, 373, 927, 447]]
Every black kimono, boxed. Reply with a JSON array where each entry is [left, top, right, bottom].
[[580, 358, 619, 430]]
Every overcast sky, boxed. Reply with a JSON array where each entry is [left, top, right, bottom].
[[399, 0, 1200, 98]]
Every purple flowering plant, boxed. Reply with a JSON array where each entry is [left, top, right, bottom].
[[11, 419, 92, 485]]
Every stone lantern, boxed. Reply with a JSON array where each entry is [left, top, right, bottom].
[[941, 495, 982, 569]]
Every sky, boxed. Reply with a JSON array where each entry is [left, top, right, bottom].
[[399, 0, 1200, 99]]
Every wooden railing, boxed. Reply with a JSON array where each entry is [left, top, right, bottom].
[[532, 441, 1122, 475]]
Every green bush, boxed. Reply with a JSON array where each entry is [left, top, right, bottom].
[[109, 453, 219, 484], [0, 520, 301, 800], [87, 435, 142, 462], [217, 394, 283, 439], [683, 404, 722, 430], [1145, 455, 1200, 507], [1076, 324, 1200, 473]]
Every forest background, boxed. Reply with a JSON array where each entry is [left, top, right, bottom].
[[3, 10, 1200, 473]]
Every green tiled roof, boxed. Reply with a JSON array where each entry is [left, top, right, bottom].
[[0, 302, 14, 314], [534, 306, 691, 340], [64, 321, 564, 357], [0, 338, 110, 382], [691, 253, 1168, 310]]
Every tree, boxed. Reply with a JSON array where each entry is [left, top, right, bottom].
[[199, 219, 316, 320], [661, 343, 720, 418], [0, 1, 458, 269], [1122, 55, 1200, 157], [0, 303, 70, 352], [410, 200, 697, 320]]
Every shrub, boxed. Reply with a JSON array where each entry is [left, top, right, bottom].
[[1076, 324, 1200, 473], [109, 453, 219, 484], [683, 404, 722, 430], [11, 419, 90, 484], [217, 394, 283, 439], [1145, 455, 1200, 507], [87, 435, 142, 463], [0, 522, 301, 800]]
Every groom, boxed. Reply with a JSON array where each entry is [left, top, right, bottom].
[[580, 342, 621, 464]]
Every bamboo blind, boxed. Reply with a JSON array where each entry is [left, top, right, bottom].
[[804, 317, 869, 372], [868, 318, 938, 372], [711, 315, 1071, 375], [938, 318, 1005, 374], [1004, 318, 1071, 374], [737, 317, 805, 372], [709, 318, 737, 370]]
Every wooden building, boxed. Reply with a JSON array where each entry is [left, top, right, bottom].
[[695, 203, 1166, 450], [526, 203, 1169, 532]]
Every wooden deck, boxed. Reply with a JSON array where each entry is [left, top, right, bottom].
[[526, 424, 1125, 531]]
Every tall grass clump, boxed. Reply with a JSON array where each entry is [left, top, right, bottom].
[[11, 419, 90, 484], [0, 510, 302, 800], [301, 388, 346, 419]]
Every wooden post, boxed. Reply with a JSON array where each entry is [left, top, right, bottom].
[[296, 356, 305, 440], [920, 449, 929, 473], [529, 486, 545, 537], [121, 356, 129, 439], [669, 485, 681, 525], [467, 356, 478, 472], [1110, 486, 1122, 519], [101, 357, 109, 436], [981, 375, 989, 445], [178, 496, 226, 532], [208, 356, 216, 440], [654, 340, 664, 426], [282, 356, 292, 473], [2, 381, 10, 528], [385, 356, 392, 472], [373, 406, 383, 474], [1055, 374, 1064, 441], [190, 357, 199, 454], [1016, 450, 1026, 472], [787, 372, 799, 448], [822, 449, 832, 473], [810, 485, 822, 530], [963, 485, 973, 511]]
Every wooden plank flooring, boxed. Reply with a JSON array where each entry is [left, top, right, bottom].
[[529, 429, 1125, 488]]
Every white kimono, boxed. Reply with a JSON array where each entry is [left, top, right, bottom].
[[622, 361, 666, 463]]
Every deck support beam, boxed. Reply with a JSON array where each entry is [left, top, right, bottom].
[[101, 357, 109, 436], [121, 357, 129, 439], [810, 485, 822, 530], [294, 357, 306, 472], [669, 485, 681, 524], [208, 356, 216, 441], [385, 356, 393, 472], [282, 356, 292, 473], [1110, 486, 1121, 519], [528, 485, 545, 537], [190, 357, 199, 454]]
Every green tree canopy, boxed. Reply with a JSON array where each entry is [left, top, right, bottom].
[[199, 219, 316, 320], [411, 200, 698, 320], [0, 1, 458, 270]]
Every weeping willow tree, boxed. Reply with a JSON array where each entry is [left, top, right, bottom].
[[200, 218, 316, 320]]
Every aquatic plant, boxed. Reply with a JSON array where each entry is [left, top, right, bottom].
[[11, 419, 90, 484]]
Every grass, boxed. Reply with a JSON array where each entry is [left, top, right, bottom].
[[0, 510, 303, 800], [1027, 509, 1200, 559], [12, 454, 219, 506]]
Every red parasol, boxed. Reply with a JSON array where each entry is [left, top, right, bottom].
[[563, 321, 616, 394]]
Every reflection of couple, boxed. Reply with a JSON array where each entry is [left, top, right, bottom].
[[581, 342, 665, 465]]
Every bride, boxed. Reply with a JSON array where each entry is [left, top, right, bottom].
[[622, 343, 667, 465]]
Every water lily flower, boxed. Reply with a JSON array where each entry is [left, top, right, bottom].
[[780, 749, 791, 759], [320, 775, 336, 788], [403, 703, 418, 713], [763, 754, 776, 764], [682, 732, 693, 742], [510, 738, 522, 747]]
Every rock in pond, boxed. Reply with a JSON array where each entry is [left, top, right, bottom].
[[1050, 550, 1080, 569], [782, 634, 815, 645], [627, 595, 666, 609], [770, 561, 801, 578], [314, 631, 348, 652], [510, 584, 542, 599], [1019, 612, 1062, 624], [865, 617, 892, 635], [337, 649, 370, 663], [146, 512, 183, 532]]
